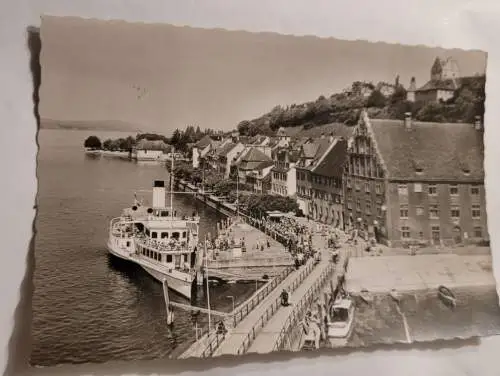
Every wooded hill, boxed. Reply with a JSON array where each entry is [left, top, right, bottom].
[[237, 75, 486, 137]]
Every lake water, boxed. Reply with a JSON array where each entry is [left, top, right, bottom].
[[31, 129, 258, 366]]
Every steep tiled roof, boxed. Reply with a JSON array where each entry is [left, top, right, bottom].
[[369, 118, 484, 181], [215, 142, 237, 157], [295, 122, 355, 139], [416, 79, 457, 92], [310, 138, 348, 178], [302, 138, 331, 160], [237, 147, 273, 171], [136, 139, 170, 151], [195, 135, 213, 149]]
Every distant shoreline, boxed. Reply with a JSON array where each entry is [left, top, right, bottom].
[[40, 119, 142, 133], [40, 125, 136, 133]]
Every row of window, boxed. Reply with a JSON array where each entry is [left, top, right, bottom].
[[272, 184, 288, 196], [346, 199, 383, 217], [145, 229, 187, 239], [398, 183, 480, 196], [272, 172, 287, 181], [347, 180, 383, 195], [140, 246, 190, 263], [400, 204, 481, 219], [400, 226, 483, 239]]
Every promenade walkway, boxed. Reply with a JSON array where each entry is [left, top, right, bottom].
[[247, 245, 334, 354], [212, 233, 330, 356]]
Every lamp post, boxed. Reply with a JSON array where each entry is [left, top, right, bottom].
[[226, 295, 235, 312]]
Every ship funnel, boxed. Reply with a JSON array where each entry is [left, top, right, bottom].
[[152, 180, 166, 208]]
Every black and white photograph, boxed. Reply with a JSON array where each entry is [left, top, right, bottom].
[[31, 15, 500, 367]]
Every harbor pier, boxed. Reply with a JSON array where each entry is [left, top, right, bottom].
[[180, 229, 347, 358]]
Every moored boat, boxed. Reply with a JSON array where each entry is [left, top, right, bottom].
[[359, 288, 373, 304], [327, 293, 355, 344], [107, 179, 200, 299], [437, 285, 457, 308]]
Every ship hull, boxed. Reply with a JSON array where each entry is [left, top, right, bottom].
[[107, 241, 193, 300]]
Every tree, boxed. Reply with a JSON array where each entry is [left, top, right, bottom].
[[84, 135, 102, 149], [366, 90, 387, 108], [102, 139, 113, 150]]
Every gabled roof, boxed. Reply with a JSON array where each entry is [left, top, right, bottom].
[[416, 79, 458, 92], [237, 147, 273, 171], [195, 135, 214, 149], [215, 142, 238, 157], [369, 118, 484, 181], [302, 138, 331, 160], [310, 138, 348, 178]]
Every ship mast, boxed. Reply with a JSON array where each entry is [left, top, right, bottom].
[[170, 146, 174, 224], [205, 234, 212, 332]]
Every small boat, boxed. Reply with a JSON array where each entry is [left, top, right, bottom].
[[437, 285, 456, 308], [359, 288, 373, 304], [389, 289, 401, 303], [327, 294, 355, 341]]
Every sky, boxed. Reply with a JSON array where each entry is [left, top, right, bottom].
[[39, 16, 487, 135]]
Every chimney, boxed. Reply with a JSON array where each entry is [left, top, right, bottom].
[[152, 180, 166, 208], [404, 112, 412, 129], [320, 133, 325, 139], [474, 115, 482, 130]]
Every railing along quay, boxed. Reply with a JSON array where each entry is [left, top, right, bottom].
[[230, 266, 293, 328], [196, 266, 293, 357], [235, 259, 319, 355], [271, 262, 336, 352]]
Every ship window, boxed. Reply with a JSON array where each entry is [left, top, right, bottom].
[[182, 231, 187, 238], [126, 241, 130, 247], [167, 255, 173, 263], [172, 232, 180, 240], [151, 232, 158, 239], [158, 253, 162, 262], [161, 210, 169, 217], [184, 254, 188, 262], [161, 232, 169, 239]]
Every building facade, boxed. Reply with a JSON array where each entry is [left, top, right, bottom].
[[271, 147, 298, 197], [296, 136, 348, 227], [344, 110, 487, 248]]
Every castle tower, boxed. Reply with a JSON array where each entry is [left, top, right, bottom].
[[430, 56, 460, 81], [406, 77, 416, 102]]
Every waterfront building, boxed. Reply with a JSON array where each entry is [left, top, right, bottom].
[[192, 134, 218, 168], [213, 141, 245, 179], [133, 139, 171, 161], [270, 147, 299, 197], [344, 110, 487, 248], [295, 134, 349, 227], [234, 147, 274, 193]]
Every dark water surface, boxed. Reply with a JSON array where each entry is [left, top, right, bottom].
[[31, 129, 258, 366]]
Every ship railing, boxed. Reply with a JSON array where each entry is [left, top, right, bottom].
[[234, 257, 320, 355], [272, 262, 335, 352], [136, 239, 193, 253], [207, 256, 293, 269]]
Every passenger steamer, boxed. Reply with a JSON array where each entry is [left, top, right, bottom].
[[107, 179, 200, 299]]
